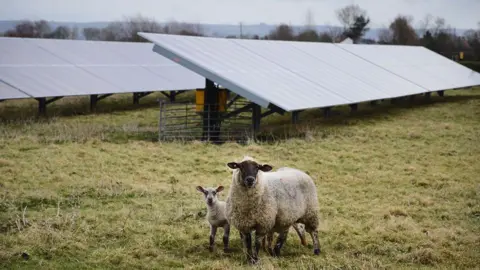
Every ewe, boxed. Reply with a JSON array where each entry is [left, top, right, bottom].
[[225, 156, 321, 264], [196, 185, 231, 253]]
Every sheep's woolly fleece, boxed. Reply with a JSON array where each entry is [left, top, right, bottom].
[[225, 156, 319, 235]]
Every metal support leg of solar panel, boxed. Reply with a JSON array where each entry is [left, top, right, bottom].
[[36, 97, 63, 116], [133, 92, 153, 104], [202, 79, 221, 142], [160, 90, 187, 102], [90, 94, 113, 111]]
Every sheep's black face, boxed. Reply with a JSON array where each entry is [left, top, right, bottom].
[[227, 160, 272, 188]]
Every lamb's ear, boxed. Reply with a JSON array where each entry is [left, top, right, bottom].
[[227, 162, 239, 169], [216, 186, 224, 193], [259, 164, 273, 172], [196, 186, 205, 193]]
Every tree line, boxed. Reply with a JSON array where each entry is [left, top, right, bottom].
[[2, 5, 480, 61]]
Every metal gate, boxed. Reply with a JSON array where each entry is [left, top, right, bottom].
[[158, 98, 253, 143]]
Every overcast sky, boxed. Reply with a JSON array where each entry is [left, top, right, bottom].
[[1, 0, 479, 29]]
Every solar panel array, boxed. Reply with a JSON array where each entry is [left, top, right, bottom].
[[0, 37, 204, 99], [139, 32, 480, 112]]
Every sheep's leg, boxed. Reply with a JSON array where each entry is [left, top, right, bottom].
[[266, 232, 275, 256], [273, 229, 289, 257], [223, 224, 231, 253], [309, 230, 321, 255], [292, 223, 308, 246], [253, 231, 266, 262], [242, 232, 256, 264], [209, 225, 217, 252]]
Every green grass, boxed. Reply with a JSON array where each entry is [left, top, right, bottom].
[[1, 89, 479, 269]]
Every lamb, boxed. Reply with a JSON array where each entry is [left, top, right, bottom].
[[196, 185, 231, 253], [225, 156, 321, 264]]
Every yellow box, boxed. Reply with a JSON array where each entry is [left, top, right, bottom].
[[195, 89, 205, 112], [218, 89, 227, 112], [195, 89, 227, 113], [459, 51, 464, 60]]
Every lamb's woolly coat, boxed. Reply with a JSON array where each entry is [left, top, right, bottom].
[[225, 157, 319, 235], [206, 200, 228, 228]]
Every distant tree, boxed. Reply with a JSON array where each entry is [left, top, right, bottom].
[[83, 27, 102, 40], [5, 20, 51, 38], [297, 29, 319, 42], [268, 24, 294, 41], [46, 26, 72, 39], [225, 35, 237, 39], [335, 4, 370, 43], [464, 29, 480, 60], [98, 15, 165, 42], [35, 20, 52, 38], [345, 15, 370, 42], [421, 30, 435, 50], [163, 20, 204, 36], [389, 15, 418, 45], [70, 26, 79, 39], [252, 35, 260, 40], [377, 28, 393, 44], [318, 32, 333, 43], [326, 25, 344, 42]]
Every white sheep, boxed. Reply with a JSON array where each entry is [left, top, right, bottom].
[[196, 185, 231, 253], [225, 156, 321, 264]]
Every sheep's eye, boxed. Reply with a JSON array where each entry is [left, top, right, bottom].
[[212, 191, 216, 195]]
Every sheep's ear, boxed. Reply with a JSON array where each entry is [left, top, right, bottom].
[[259, 164, 273, 172], [227, 162, 239, 169], [216, 186, 224, 193], [196, 186, 205, 193]]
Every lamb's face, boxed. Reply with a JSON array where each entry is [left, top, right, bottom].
[[227, 160, 273, 188], [196, 186, 224, 206]]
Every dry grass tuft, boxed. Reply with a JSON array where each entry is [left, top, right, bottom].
[[1, 89, 480, 269]]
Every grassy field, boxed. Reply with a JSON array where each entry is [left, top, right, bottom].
[[1, 89, 479, 269]]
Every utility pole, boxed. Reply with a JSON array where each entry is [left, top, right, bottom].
[[239, 22, 243, 39]]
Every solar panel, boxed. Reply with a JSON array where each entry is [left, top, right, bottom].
[[338, 44, 480, 90], [140, 32, 480, 111], [0, 80, 30, 100], [0, 37, 204, 99]]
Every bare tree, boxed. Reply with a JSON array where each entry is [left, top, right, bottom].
[[83, 27, 102, 40], [35, 20, 52, 38], [335, 4, 370, 43], [164, 20, 204, 36], [336, 4, 367, 29], [378, 28, 393, 44], [326, 25, 344, 42], [389, 15, 419, 45], [5, 20, 51, 38], [99, 15, 165, 42], [417, 14, 433, 36]]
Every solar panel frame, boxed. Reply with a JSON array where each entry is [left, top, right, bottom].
[[139, 32, 480, 111], [0, 37, 205, 99]]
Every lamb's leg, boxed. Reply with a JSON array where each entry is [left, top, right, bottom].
[[242, 231, 256, 264], [292, 223, 308, 246], [223, 224, 231, 253], [273, 229, 289, 257], [209, 225, 217, 252]]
